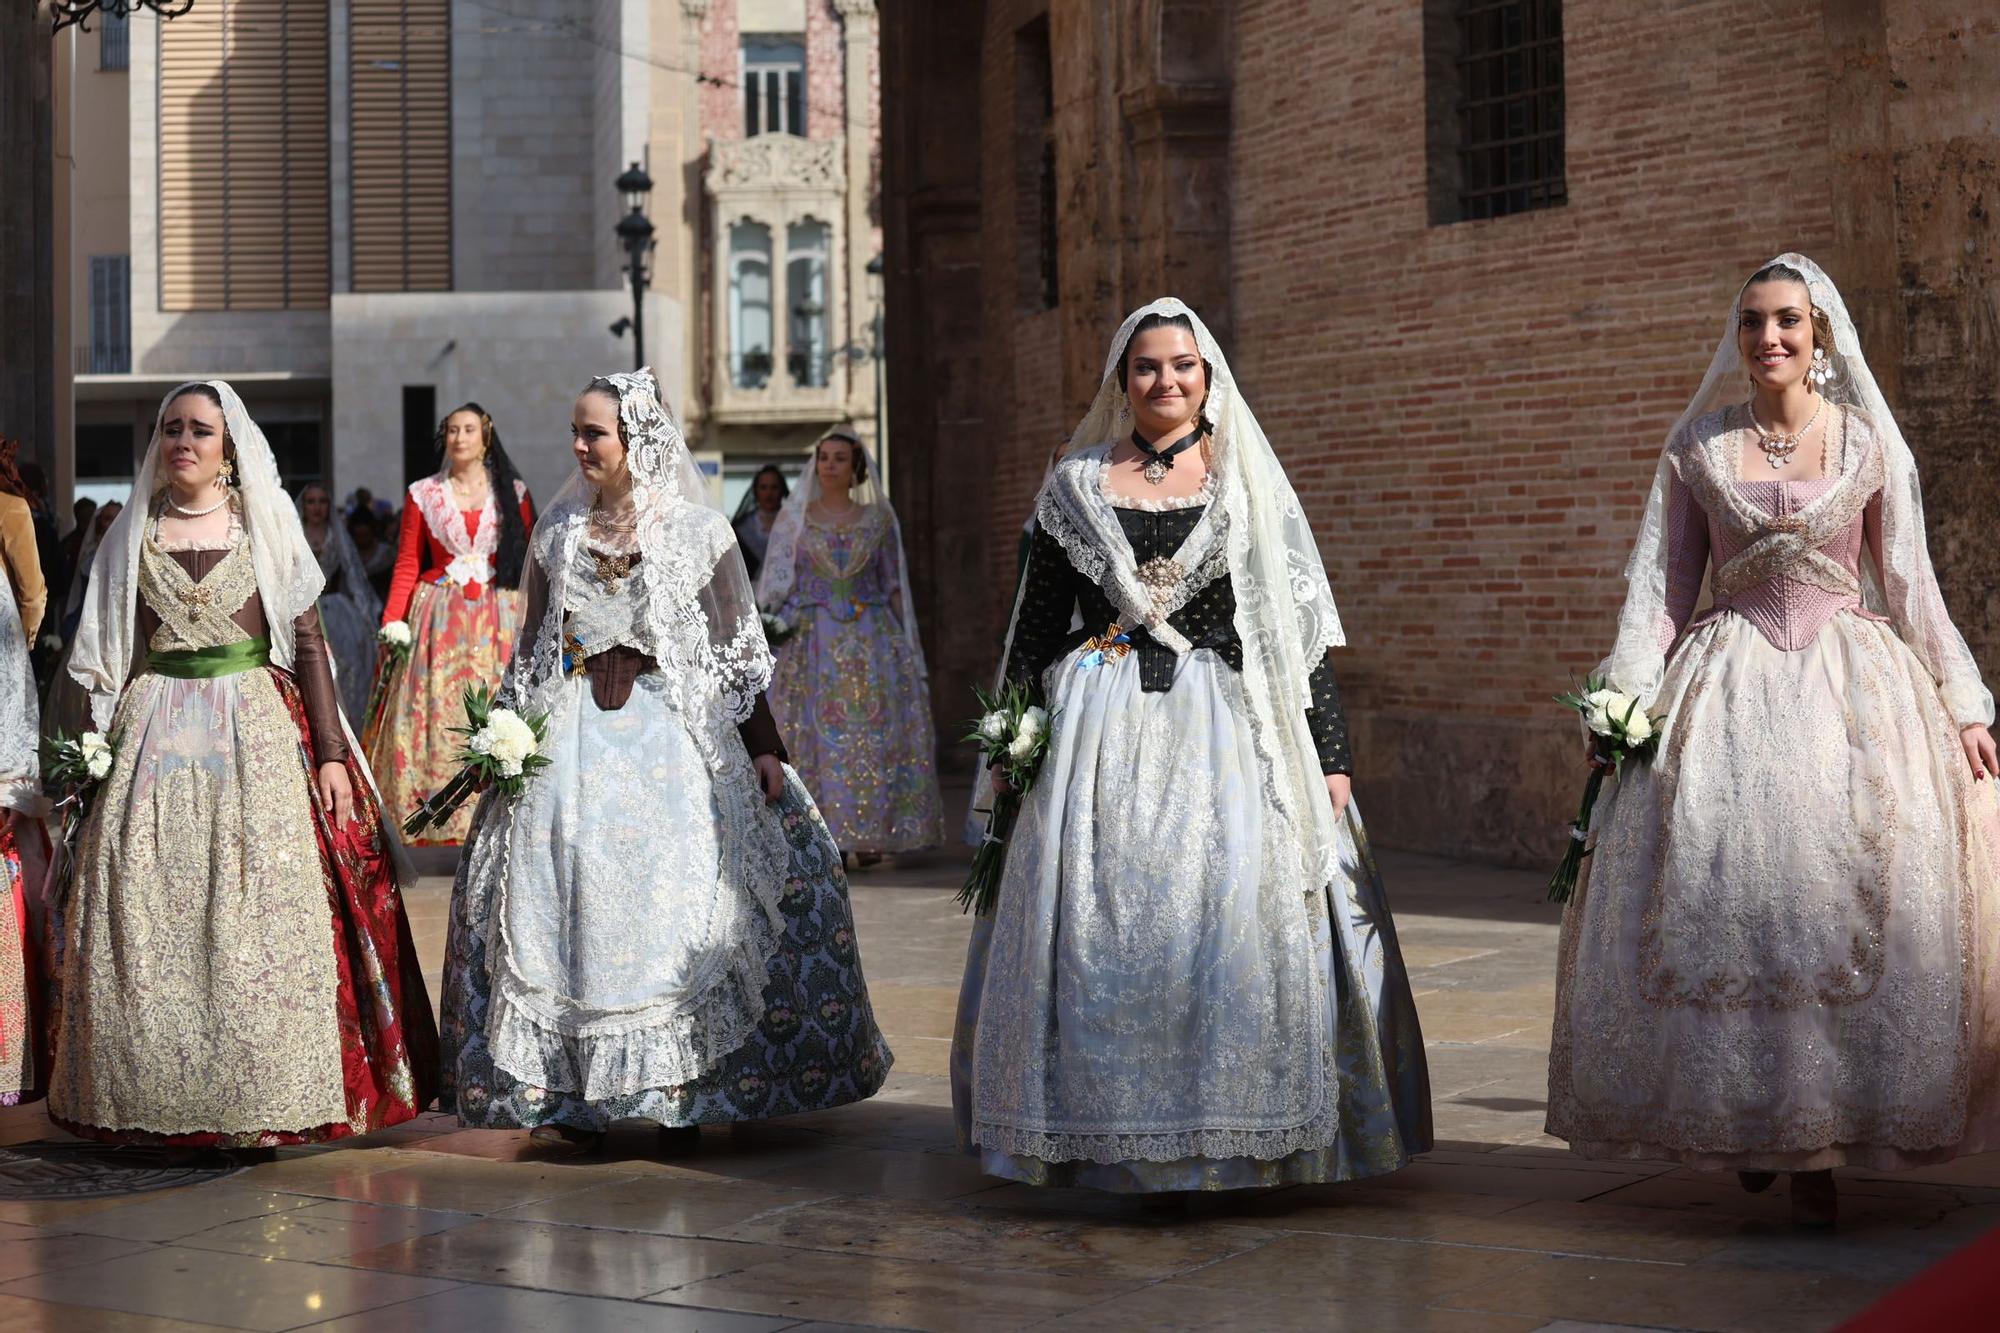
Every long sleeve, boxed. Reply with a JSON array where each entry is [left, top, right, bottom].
[[1002, 524, 1082, 691], [1659, 467, 1710, 653], [1865, 484, 1994, 727], [738, 692, 788, 761], [381, 499, 427, 624], [0, 499, 47, 643], [1304, 652, 1352, 776], [290, 605, 351, 765]]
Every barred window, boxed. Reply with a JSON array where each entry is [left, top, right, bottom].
[[1425, 0, 1565, 225], [88, 255, 131, 374], [99, 12, 129, 70]]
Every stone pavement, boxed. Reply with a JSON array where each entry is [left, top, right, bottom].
[[0, 827, 1993, 1331]]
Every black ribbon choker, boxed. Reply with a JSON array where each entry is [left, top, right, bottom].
[[1131, 426, 1203, 483]]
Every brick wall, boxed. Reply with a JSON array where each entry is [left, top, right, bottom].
[[886, 0, 2000, 865]]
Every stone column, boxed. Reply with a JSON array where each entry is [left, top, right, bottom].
[[0, 5, 56, 470], [834, 0, 878, 449]]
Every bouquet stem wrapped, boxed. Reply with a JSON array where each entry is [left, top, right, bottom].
[[956, 681, 1053, 916], [402, 686, 550, 838], [1547, 674, 1664, 904]]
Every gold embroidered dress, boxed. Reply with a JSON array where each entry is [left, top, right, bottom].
[[51, 504, 435, 1143]]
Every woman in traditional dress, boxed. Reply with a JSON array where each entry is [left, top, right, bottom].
[[0, 438, 49, 1106], [51, 380, 436, 1147], [1547, 255, 2000, 1227], [297, 482, 383, 724], [365, 403, 535, 845], [439, 370, 891, 1152], [757, 429, 942, 863], [731, 464, 789, 583], [951, 299, 1432, 1194]]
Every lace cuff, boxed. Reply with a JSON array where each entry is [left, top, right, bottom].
[[1941, 677, 1997, 730]]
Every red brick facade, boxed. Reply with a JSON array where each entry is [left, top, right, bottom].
[[880, 0, 2000, 865], [695, 0, 856, 144]]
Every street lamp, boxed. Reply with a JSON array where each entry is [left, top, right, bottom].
[[613, 162, 655, 372], [47, 0, 193, 34]]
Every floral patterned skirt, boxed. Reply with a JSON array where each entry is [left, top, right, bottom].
[[50, 666, 436, 1146], [439, 765, 893, 1131], [364, 579, 523, 846], [766, 603, 943, 855], [0, 817, 49, 1107]]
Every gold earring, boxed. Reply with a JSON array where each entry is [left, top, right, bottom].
[[217, 457, 235, 487]]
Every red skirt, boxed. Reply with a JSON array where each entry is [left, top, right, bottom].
[[54, 668, 438, 1146]]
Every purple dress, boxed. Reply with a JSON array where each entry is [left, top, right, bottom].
[[765, 505, 943, 855]]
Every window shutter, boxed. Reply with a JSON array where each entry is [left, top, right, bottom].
[[158, 0, 331, 311], [350, 0, 451, 292]]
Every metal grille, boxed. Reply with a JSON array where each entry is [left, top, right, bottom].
[[88, 255, 130, 373], [1454, 0, 1565, 221]]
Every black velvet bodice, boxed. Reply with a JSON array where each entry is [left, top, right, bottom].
[[1003, 510, 1352, 775]]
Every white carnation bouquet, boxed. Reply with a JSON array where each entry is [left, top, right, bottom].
[[402, 685, 551, 838], [376, 619, 413, 658], [363, 621, 415, 737], [41, 730, 116, 900], [956, 681, 1054, 915], [1548, 674, 1665, 904]]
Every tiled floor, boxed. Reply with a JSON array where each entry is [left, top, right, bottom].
[[0, 829, 1989, 1331]]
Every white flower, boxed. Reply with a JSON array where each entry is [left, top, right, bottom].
[[977, 711, 1009, 743], [1020, 706, 1049, 737], [79, 732, 110, 760], [482, 708, 539, 767], [86, 749, 112, 780], [468, 730, 493, 755], [1582, 687, 1633, 737], [1006, 730, 1037, 764], [1620, 707, 1655, 745], [378, 620, 412, 648]]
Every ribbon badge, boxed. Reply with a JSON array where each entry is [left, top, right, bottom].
[[1076, 623, 1132, 671]]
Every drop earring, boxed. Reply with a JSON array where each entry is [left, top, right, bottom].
[[217, 457, 236, 488], [1809, 347, 1831, 390]]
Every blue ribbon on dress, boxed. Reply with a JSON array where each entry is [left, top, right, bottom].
[[1075, 625, 1132, 671]]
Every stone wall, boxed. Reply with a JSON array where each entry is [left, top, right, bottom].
[[880, 0, 2000, 865], [450, 0, 598, 292]]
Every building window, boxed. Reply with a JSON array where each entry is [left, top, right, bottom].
[[1425, 0, 1566, 225], [99, 12, 130, 70], [350, 0, 452, 292], [729, 221, 774, 389], [786, 220, 830, 389], [88, 255, 131, 374], [1014, 16, 1056, 311], [159, 0, 332, 310], [742, 37, 805, 137]]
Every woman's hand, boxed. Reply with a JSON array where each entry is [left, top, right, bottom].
[[317, 762, 355, 828], [990, 764, 1011, 797], [753, 753, 786, 803], [1325, 773, 1351, 817], [1961, 724, 1998, 781]]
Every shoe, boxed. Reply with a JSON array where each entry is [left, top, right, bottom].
[[657, 1125, 701, 1156], [1737, 1170, 1777, 1194], [528, 1124, 603, 1154], [1790, 1170, 1837, 1228]]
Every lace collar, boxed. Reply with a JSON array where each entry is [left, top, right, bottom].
[[147, 495, 245, 553], [1098, 455, 1216, 512]]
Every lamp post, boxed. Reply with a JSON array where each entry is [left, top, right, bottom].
[[47, 0, 193, 34], [614, 162, 655, 372]]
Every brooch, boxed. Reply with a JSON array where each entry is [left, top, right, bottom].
[[562, 630, 588, 677], [1076, 624, 1132, 671]]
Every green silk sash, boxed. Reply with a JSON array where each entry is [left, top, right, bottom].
[[147, 635, 272, 679]]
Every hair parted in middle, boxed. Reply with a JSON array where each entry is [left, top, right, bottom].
[[435, 400, 530, 589]]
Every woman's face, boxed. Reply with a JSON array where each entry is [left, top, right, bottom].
[[301, 486, 332, 524], [1738, 279, 1817, 395], [444, 410, 487, 467], [571, 391, 630, 492], [815, 439, 858, 494], [754, 469, 785, 513], [1125, 326, 1207, 438], [159, 392, 229, 494]]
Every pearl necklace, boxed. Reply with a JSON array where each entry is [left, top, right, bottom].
[[166, 489, 230, 518], [1747, 396, 1824, 470]]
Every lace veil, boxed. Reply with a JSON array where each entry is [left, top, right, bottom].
[[296, 487, 384, 623], [69, 380, 327, 731], [754, 432, 927, 674], [1000, 297, 1350, 889], [503, 369, 773, 752], [1602, 253, 1993, 727]]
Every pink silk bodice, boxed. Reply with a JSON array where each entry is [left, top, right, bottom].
[[1662, 472, 1887, 654]]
